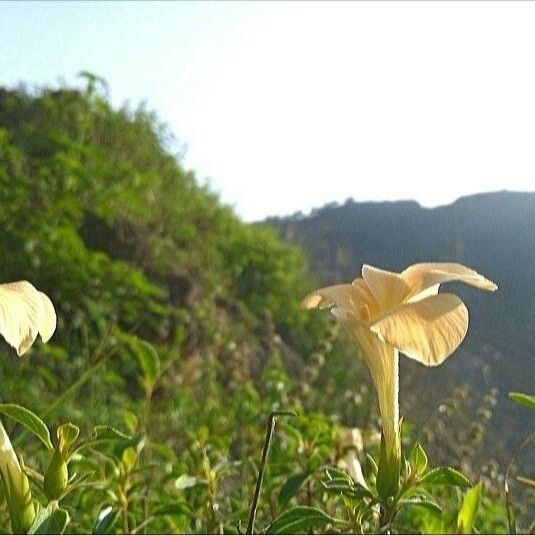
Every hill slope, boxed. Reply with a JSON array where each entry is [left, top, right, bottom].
[[0, 81, 338, 430]]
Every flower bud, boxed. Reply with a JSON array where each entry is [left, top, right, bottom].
[[44, 449, 68, 500], [0, 422, 35, 533]]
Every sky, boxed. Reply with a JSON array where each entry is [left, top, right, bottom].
[[1, 1, 535, 221]]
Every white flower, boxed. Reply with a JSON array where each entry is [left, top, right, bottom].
[[302, 262, 497, 496], [0, 281, 56, 355]]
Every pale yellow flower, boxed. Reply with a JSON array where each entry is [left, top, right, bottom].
[[0, 281, 56, 356], [302, 262, 497, 496]]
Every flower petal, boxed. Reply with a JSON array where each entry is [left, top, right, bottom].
[[0, 282, 42, 356], [361, 265, 410, 309], [401, 263, 497, 301], [37, 291, 56, 343], [301, 284, 371, 320], [369, 293, 469, 366], [0, 282, 56, 356]]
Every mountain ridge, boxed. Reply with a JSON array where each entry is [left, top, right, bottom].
[[264, 189, 535, 222]]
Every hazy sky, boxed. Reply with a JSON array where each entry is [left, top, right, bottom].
[[2, 1, 535, 221]]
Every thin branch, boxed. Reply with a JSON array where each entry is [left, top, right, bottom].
[[246, 410, 296, 535]]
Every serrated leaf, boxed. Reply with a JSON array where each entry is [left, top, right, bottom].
[[510, 392, 535, 411], [410, 442, 428, 475], [29, 500, 70, 534], [420, 466, 471, 487], [352, 482, 374, 499], [321, 481, 352, 494], [400, 493, 442, 514], [457, 482, 483, 534], [266, 506, 337, 534], [92, 506, 119, 534], [0, 403, 53, 450], [321, 476, 372, 499], [278, 472, 309, 506], [325, 467, 352, 482], [322, 476, 353, 489]]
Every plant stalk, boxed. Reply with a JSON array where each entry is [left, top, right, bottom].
[[246, 411, 295, 535]]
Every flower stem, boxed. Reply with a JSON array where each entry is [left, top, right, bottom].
[[246, 411, 296, 535], [378, 501, 396, 534]]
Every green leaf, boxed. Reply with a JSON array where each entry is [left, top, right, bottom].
[[175, 474, 198, 490], [402, 457, 411, 479], [399, 493, 442, 515], [29, 501, 70, 534], [457, 482, 483, 534], [510, 392, 535, 411], [410, 442, 428, 475], [420, 467, 471, 488], [321, 477, 353, 492], [278, 472, 309, 506], [93, 425, 132, 441], [366, 453, 378, 478], [266, 506, 337, 534], [57, 422, 79, 455], [321, 475, 373, 500], [152, 502, 193, 517], [325, 467, 352, 482], [122, 447, 137, 472], [132, 338, 161, 389], [0, 403, 53, 450], [92, 506, 119, 534]]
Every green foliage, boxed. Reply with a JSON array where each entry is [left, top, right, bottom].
[[267, 506, 337, 534], [510, 392, 535, 411], [29, 501, 69, 534], [457, 482, 483, 534], [420, 467, 471, 488], [410, 442, 428, 475], [0, 404, 53, 451]]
